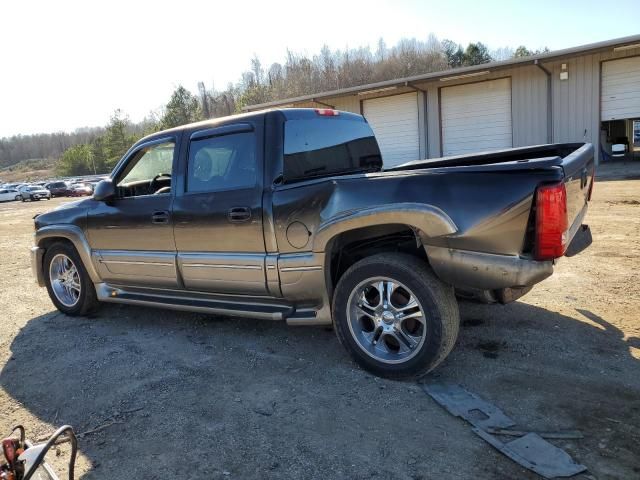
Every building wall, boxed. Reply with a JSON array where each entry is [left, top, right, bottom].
[[544, 46, 640, 162], [283, 46, 640, 164], [328, 90, 428, 158], [417, 65, 548, 157], [511, 66, 550, 146], [327, 95, 360, 113]]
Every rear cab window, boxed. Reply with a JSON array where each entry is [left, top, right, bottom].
[[283, 111, 382, 183]]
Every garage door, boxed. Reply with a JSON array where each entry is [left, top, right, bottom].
[[601, 56, 640, 120], [363, 93, 420, 167], [441, 78, 512, 156]]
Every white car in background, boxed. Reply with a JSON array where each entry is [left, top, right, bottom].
[[19, 185, 51, 201], [0, 188, 21, 202]]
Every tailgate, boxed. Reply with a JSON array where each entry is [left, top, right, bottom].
[[561, 143, 595, 244]]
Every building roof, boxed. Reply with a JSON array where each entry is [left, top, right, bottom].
[[243, 34, 640, 111]]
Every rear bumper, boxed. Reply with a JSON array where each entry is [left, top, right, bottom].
[[425, 245, 554, 290], [31, 246, 45, 287]]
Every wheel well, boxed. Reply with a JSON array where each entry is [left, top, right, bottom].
[[325, 224, 428, 298], [38, 236, 75, 252]]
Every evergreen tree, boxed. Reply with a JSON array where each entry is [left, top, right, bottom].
[[104, 109, 136, 168], [463, 42, 492, 66], [160, 86, 202, 129], [56, 144, 95, 176]]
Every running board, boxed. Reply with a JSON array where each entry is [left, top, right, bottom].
[[95, 283, 294, 321]]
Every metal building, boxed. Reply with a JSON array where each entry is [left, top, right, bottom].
[[244, 35, 640, 166]]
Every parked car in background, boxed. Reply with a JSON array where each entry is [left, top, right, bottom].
[[68, 183, 93, 197], [46, 181, 71, 197], [19, 185, 51, 201], [0, 188, 21, 202]]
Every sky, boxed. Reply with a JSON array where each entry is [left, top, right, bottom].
[[1, 0, 638, 137]]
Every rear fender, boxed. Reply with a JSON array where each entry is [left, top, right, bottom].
[[312, 203, 458, 253]]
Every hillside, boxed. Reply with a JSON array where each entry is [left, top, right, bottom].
[[0, 158, 56, 183]]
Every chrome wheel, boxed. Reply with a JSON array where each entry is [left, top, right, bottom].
[[347, 277, 426, 364], [49, 254, 81, 307]]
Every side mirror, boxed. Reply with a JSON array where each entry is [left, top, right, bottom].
[[93, 179, 116, 202]]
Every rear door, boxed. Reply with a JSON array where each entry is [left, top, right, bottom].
[[172, 122, 267, 294]]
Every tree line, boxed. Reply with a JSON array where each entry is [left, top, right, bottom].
[[2, 36, 548, 176]]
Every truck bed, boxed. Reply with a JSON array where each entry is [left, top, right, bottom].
[[385, 142, 595, 256], [387, 143, 590, 172]]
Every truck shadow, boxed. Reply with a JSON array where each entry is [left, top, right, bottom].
[[1, 301, 638, 479]]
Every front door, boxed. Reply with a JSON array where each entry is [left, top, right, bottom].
[[172, 123, 267, 294], [87, 136, 179, 288]]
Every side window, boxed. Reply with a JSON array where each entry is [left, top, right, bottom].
[[187, 132, 256, 193], [283, 117, 382, 183], [116, 141, 175, 198]]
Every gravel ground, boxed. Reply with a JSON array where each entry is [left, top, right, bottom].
[[0, 175, 638, 480]]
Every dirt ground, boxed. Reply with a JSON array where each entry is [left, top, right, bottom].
[[0, 172, 638, 480]]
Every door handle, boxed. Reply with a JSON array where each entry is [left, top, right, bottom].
[[228, 206, 251, 223], [151, 210, 170, 224]]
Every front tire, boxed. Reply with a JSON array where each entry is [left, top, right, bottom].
[[14, 195, 20, 201], [332, 253, 459, 379], [43, 242, 99, 316]]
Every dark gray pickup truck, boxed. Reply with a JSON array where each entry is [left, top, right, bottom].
[[31, 108, 594, 378]]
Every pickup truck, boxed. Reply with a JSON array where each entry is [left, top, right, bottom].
[[31, 108, 594, 378]]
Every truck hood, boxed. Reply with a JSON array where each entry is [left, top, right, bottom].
[[34, 198, 91, 230], [53, 199, 87, 210]]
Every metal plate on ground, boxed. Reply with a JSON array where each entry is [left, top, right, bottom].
[[474, 429, 587, 479], [422, 382, 587, 479], [421, 382, 515, 430]]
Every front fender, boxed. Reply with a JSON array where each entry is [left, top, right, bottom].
[[312, 203, 458, 253], [35, 225, 100, 283]]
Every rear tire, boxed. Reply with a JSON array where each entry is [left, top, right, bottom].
[[332, 253, 459, 379], [14, 195, 20, 201], [43, 242, 99, 316]]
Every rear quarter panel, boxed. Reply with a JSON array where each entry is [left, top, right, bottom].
[[272, 167, 562, 256], [560, 144, 595, 239]]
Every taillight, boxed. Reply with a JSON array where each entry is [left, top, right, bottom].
[[535, 182, 568, 260], [314, 108, 339, 116]]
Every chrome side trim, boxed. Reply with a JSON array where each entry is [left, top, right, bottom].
[[280, 265, 323, 272], [94, 250, 179, 288], [177, 252, 267, 294], [182, 263, 262, 270], [99, 259, 174, 267]]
